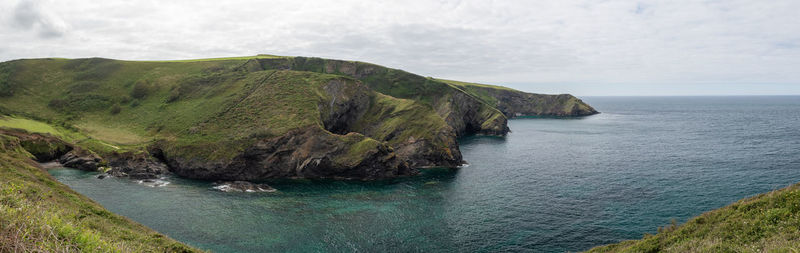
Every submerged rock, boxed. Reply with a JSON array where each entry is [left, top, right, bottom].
[[212, 181, 276, 193]]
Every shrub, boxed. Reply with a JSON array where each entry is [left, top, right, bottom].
[[0, 80, 12, 97], [110, 104, 121, 115], [130, 81, 150, 99], [48, 99, 68, 109]]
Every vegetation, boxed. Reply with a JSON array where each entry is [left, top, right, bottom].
[[0, 54, 594, 251], [587, 183, 800, 252], [144, 54, 286, 63], [437, 78, 513, 107], [0, 131, 197, 252], [0, 56, 477, 163], [438, 78, 597, 117]]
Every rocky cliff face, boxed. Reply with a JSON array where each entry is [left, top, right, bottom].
[[156, 77, 461, 180], [254, 57, 510, 137], [160, 127, 413, 180], [467, 87, 598, 117], [0, 129, 102, 171]]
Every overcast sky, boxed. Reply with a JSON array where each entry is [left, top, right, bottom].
[[1, 0, 799, 96]]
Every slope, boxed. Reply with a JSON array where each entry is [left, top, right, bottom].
[[587, 183, 800, 252]]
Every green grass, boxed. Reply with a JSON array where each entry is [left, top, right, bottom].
[[0, 115, 123, 154], [0, 132, 198, 252], [136, 54, 287, 63], [436, 78, 518, 92], [587, 183, 800, 252], [351, 93, 451, 147], [0, 117, 62, 137]]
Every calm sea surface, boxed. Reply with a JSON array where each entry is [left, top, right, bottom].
[[49, 96, 800, 252]]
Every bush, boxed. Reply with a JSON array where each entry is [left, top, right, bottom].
[[0, 81, 12, 97], [130, 81, 150, 99], [48, 99, 68, 109], [67, 81, 99, 94], [110, 104, 121, 115]]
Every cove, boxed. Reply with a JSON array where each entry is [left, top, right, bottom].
[[48, 96, 800, 252]]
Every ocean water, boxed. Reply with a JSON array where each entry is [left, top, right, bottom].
[[48, 96, 800, 252]]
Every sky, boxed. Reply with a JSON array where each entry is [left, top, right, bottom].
[[1, 0, 799, 96]]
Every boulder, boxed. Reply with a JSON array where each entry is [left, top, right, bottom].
[[59, 149, 102, 171], [107, 152, 169, 179]]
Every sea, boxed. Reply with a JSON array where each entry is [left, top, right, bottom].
[[48, 96, 800, 252]]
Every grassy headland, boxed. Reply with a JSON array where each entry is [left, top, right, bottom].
[[0, 54, 598, 250]]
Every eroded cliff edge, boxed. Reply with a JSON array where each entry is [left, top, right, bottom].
[[0, 55, 597, 181]]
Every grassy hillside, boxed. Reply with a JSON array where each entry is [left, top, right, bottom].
[[0, 129, 196, 252], [0, 57, 445, 157], [0, 56, 473, 180], [587, 183, 800, 252]]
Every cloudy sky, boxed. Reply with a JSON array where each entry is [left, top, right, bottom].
[[1, 0, 799, 96]]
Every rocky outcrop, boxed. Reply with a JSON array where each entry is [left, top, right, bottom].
[[106, 152, 169, 179], [319, 79, 371, 135], [392, 134, 463, 169], [464, 86, 598, 117], [161, 127, 414, 180], [0, 129, 72, 161], [59, 149, 102, 171], [256, 57, 510, 137], [433, 88, 510, 136], [0, 129, 104, 172]]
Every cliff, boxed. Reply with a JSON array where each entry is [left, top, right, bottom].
[[439, 79, 598, 117], [0, 55, 596, 181]]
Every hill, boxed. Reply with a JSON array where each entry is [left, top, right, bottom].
[[587, 183, 800, 252], [0, 128, 197, 252], [0, 55, 596, 181]]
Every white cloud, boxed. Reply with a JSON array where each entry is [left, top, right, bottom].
[[8, 0, 68, 38], [0, 0, 798, 95]]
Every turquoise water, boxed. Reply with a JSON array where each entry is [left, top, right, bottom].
[[48, 96, 800, 252]]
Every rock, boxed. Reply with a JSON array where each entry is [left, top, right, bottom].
[[96, 173, 109, 179], [212, 181, 276, 193], [107, 152, 169, 179], [163, 126, 414, 181], [256, 57, 510, 137], [0, 129, 72, 162], [466, 87, 598, 118], [58, 149, 102, 171]]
